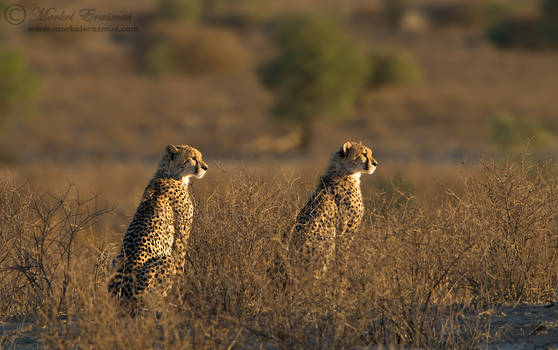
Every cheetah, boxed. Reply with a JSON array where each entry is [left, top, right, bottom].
[[271, 141, 377, 287], [107, 144, 208, 315]]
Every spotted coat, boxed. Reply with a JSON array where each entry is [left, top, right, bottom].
[[274, 142, 378, 283], [108, 144, 207, 314]]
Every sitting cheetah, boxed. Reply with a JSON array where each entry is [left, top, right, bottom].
[[271, 141, 377, 286], [108, 144, 208, 315]]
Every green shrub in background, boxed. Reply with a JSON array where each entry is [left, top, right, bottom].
[[0, 50, 40, 129], [142, 23, 251, 76], [488, 112, 556, 152], [368, 48, 423, 88], [259, 14, 369, 151], [156, 0, 202, 23]]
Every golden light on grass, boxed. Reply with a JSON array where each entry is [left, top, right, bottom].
[[1, 159, 557, 348]]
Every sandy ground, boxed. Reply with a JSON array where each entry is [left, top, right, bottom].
[[0, 317, 38, 350], [2, 304, 558, 349], [485, 303, 558, 350]]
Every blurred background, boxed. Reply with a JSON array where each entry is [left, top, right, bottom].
[[1, 0, 557, 206]]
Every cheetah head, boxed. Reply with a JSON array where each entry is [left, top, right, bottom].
[[329, 141, 378, 177], [158, 144, 208, 183]]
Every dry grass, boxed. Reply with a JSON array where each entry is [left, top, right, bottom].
[[1, 158, 558, 348]]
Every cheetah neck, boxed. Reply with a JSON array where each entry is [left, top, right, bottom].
[[320, 173, 362, 190], [182, 176, 190, 186]]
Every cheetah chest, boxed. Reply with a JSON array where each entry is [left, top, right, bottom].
[[332, 185, 364, 236]]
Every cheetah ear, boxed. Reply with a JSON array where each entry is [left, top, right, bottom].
[[166, 144, 179, 160], [339, 141, 352, 157]]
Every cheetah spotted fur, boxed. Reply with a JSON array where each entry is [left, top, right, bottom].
[[107, 144, 208, 315], [271, 141, 378, 286]]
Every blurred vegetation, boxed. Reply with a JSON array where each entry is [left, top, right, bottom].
[[141, 23, 251, 76], [143, 41, 174, 76], [1, 0, 557, 161], [488, 19, 542, 49], [259, 14, 369, 151], [383, 0, 407, 29], [543, 0, 558, 18], [154, 0, 269, 27], [0, 3, 5, 35], [142, 0, 256, 76], [540, 0, 558, 48], [392, 0, 527, 30], [488, 0, 558, 50], [368, 48, 423, 88], [206, 0, 270, 27], [488, 112, 556, 152], [156, 0, 202, 23], [0, 50, 40, 130], [453, 0, 527, 28]]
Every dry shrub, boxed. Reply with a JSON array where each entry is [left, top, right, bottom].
[[450, 160, 558, 302], [183, 171, 298, 315], [1, 159, 558, 348], [142, 23, 252, 76], [345, 160, 558, 346], [0, 177, 110, 316]]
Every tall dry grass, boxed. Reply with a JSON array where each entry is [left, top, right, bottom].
[[1, 159, 558, 348]]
